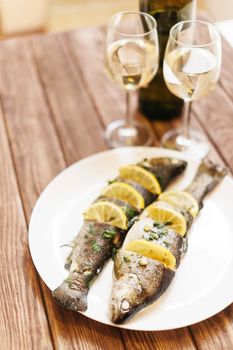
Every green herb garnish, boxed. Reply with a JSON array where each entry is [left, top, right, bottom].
[[92, 241, 101, 253], [101, 228, 116, 239], [123, 255, 131, 263], [159, 227, 169, 236], [153, 222, 165, 229], [148, 231, 159, 240]]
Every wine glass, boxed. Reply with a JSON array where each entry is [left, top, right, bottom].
[[162, 20, 222, 157], [105, 11, 159, 148]]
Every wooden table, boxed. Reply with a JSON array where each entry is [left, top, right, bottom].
[[0, 24, 233, 350]]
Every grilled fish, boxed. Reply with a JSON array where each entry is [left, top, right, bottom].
[[52, 157, 187, 312], [110, 159, 227, 323]]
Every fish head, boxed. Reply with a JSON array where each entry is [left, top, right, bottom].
[[110, 272, 143, 323]]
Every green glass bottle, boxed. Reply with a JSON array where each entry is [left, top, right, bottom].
[[139, 0, 196, 120]]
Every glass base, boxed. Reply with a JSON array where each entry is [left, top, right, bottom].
[[105, 120, 154, 148], [161, 127, 209, 159]]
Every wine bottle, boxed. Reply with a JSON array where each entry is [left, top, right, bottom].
[[139, 0, 196, 120]]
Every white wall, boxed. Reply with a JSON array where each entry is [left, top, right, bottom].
[[198, 0, 233, 20], [0, 0, 49, 34], [0, 0, 232, 35]]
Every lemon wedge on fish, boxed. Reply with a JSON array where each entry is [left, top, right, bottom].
[[119, 165, 161, 195], [145, 203, 187, 236], [84, 201, 127, 230], [159, 190, 199, 218], [102, 182, 145, 210], [125, 239, 176, 270]]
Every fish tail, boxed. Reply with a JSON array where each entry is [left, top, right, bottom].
[[185, 159, 227, 206], [138, 158, 187, 191], [53, 280, 88, 312]]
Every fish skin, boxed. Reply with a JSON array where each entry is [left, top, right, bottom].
[[110, 251, 175, 323], [52, 157, 187, 312], [110, 159, 227, 323]]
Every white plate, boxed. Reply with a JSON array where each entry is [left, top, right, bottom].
[[29, 147, 233, 331]]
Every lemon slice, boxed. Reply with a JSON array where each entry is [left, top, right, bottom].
[[159, 190, 199, 218], [84, 201, 127, 229], [145, 203, 187, 236], [119, 165, 161, 195], [102, 182, 145, 210], [126, 239, 176, 270]]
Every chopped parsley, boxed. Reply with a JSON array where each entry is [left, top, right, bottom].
[[144, 222, 169, 241], [153, 222, 165, 229], [101, 228, 116, 239], [91, 241, 101, 253], [148, 231, 159, 240], [123, 255, 131, 263]]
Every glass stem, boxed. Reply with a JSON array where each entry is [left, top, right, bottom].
[[126, 91, 133, 126], [182, 101, 192, 140]]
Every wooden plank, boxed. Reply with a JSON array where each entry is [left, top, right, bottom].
[[0, 106, 53, 347], [31, 32, 107, 163], [66, 26, 125, 127], [219, 37, 233, 100], [153, 112, 225, 167], [121, 328, 197, 350], [191, 86, 233, 172], [0, 37, 124, 350], [189, 309, 233, 350], [198, 11, 233, 99]]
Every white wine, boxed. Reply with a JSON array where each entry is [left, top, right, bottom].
[[163, 47, 220, 101], [106, 39, 158, 91]]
